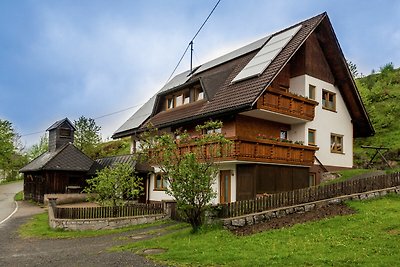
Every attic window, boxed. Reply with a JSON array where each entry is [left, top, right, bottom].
[[167, 97, 174, 110], [322, 90, 336, 111], [196, 88, 204, 101], [59, 128, 71, 138], [175, 94, 183, 107]]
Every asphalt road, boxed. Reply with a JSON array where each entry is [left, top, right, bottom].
[[0, 181, 23, 224]]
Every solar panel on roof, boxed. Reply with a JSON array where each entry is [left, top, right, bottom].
[[232, 25, 302, 83]]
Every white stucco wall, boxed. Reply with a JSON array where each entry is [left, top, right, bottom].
[[289, 75, 353, 168], [147, 163, 237, 204]]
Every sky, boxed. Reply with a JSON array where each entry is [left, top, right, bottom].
[[1, 0, 399, 149]]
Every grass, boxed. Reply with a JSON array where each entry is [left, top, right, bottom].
[[14, 191, 24, 201], [0, 178, 23, 185], [114, 194, 400, 266], [19, 212, 172, 239], [320, 168, 374, 185]]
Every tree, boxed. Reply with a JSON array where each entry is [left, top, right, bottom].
[[347, 60, 358, 78], [74, 116, 102, 158], [84, 163, 143, 207], [27, 134, 48, 160], [139, 121, 231, 232], [0, 119, 26, 180]]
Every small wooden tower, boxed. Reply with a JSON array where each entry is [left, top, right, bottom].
[[47, 118, 76, 152]]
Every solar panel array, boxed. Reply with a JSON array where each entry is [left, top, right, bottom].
[[232, 25, 302, 83]]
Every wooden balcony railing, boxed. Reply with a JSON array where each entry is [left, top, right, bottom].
[[256, 87, 318, 121], [176, 137, 318, 166]]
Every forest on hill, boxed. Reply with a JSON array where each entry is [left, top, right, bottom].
[[354, 63, 400, 168]]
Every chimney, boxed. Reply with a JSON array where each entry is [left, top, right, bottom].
[[46, 118, 76, 152]]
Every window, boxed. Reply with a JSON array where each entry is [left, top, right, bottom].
[[196, 88, 204, 101], [183, 91, 190, 104], [280, 130, 288, 140], [167, 98, 174, 109], [175, 94, 183, 107], [59, 128, 71, 138], [322, 90, 336, 111], [308, 129, 316, 146], [309, 173, 316, 186], [206, 128, 222, 134], [331, 133, 343, 153], [154, 173, 168, 190], [308, 84, 316, 100]]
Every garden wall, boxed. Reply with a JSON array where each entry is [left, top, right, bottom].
[[222, 186, 400, 229], [48, 207, 165, 231]]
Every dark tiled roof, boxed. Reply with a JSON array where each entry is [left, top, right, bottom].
[[96, 154, 134, 168], [95, 154, 153, 173], [46, 118, 76, 131], [115, 12, 373, 137], [20, 143, 94, 172]]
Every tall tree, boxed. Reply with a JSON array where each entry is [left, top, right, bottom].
[[347, 60, 359, 78], [74, 116, 101, 158], [0, 119, 26, 180], [27, 134, 48, 160], [140, 121, 231, 232]]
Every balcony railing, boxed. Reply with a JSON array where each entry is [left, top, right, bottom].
[[256, 87, 318, 121], [176, 137, 318, 166]]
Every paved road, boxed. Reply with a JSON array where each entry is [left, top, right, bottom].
[[0, 181, 23, 224], [0, 200, 168, 266]]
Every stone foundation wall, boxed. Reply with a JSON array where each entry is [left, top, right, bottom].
[[222, 186, 400, 229]]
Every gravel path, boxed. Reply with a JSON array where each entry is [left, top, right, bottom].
[[0, 201, 172, 267]]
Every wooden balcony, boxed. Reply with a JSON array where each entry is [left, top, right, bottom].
[[177, 137, 318, 166], [256, 87, 318, 121]]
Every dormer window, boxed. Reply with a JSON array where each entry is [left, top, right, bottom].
[[164, 87, 204, 111], [167, 97, 174, 110], [175, 94, 183, 107], [183, 91, 190, 104], [196, 88, 204, 101]]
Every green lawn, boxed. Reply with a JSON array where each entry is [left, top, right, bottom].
[[320, 168, 374, 186], [14, 191, 23, 201], [19, 212, 172, 239], [114, 194, 400, 266]]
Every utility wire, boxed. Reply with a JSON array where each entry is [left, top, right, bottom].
[[20, 103, 143, 137], [22, 0, 222, 138], [165, 0, 221, 83]]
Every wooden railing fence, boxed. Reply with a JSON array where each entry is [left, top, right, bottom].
[[217, 172, 400, 218], [54, 203, 163, 220]]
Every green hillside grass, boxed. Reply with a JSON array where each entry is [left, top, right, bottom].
[[354, 63, 400, 167]]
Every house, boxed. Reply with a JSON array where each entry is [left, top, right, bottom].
[[112, 13, 374, 204], [20, 118, 98, 203]]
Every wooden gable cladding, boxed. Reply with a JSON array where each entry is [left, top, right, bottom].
[[289, 32, 335, 84]]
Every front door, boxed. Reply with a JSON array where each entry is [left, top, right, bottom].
[[219, 170, 231, 203]]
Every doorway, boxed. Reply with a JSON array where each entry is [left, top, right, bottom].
[[219, 170, 231, 203]]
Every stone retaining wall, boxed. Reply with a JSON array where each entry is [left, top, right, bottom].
[[222, 186, 400, 229], [49, 210, 165, 231]]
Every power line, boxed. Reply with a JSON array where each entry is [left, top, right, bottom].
[[165, 0, 221, 83], [21, 103, 143, 137]]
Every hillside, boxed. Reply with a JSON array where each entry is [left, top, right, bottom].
[[354, 63, 400, 167]]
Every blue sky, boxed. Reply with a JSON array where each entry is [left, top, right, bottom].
[[1, 0, 399, 149]]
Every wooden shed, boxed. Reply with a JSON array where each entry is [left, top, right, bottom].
[[20, 118, 97, 203]]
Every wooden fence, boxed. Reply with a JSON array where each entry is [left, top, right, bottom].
[[54, 203, 164, 219], [217, 172, 400, 218]]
